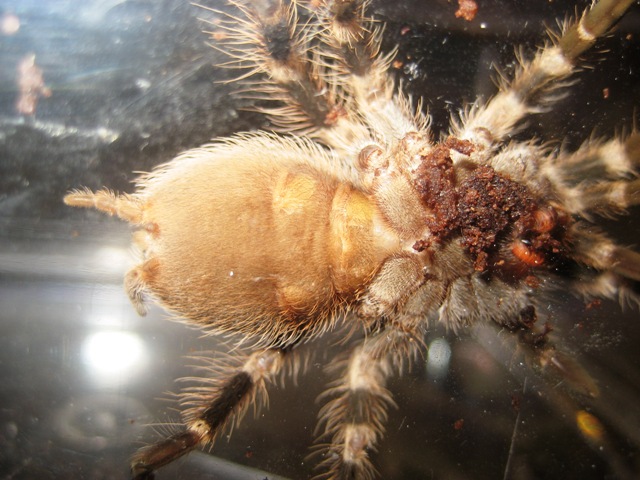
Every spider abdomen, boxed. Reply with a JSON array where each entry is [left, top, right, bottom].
[[67, 134, 408, 345]]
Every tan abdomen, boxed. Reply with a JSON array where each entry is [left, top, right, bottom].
[[138, 153, 400, 342]]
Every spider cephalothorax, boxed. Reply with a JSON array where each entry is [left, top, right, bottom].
[[64, 0, 639, 478]]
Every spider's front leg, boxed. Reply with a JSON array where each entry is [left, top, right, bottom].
[[130, 347, 287, 479], [456, 0, 636, 151]]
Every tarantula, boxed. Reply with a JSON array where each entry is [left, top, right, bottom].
[[64, 0, 639, 478]]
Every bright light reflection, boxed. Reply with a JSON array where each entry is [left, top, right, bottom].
[[426, 337, 452, 380], [83, 330, 147, 385], [93, 246, 133, 275]]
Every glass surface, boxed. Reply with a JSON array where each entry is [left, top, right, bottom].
[[1, 1, 640, 479]]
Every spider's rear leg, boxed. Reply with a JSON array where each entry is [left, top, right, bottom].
[[209, 0, 344, 135], [210, 0, 427, 151], [130, 348, 287, 479], [315, 0, 428, 141], [316, 325, 424, 480]]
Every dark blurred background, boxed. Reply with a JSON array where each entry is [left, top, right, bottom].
[[1, 1, 640, 479]]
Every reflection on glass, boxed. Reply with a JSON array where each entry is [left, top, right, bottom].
[[82, 330, 147, 386], [53, 393, 147, 452], [426, 337, 451, 380], [93, 246, 133, 275]]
